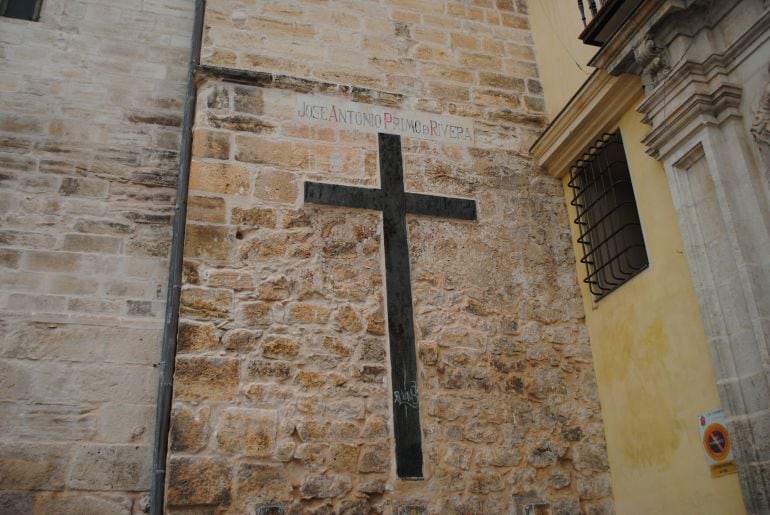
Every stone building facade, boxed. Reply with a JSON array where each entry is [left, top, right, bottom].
[[165, 1, 612, 513], [531, 0, 770, 513], [0, 0, 616, 513], [0, 0, 194, 512], [632, 2, 770, 510], [25, 0, 770, 514]]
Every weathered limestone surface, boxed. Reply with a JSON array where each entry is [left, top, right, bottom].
[[168, 1, 613, 513], [0, 0, 193, 511]]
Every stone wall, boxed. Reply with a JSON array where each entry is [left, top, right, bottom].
[[167, 1, 613, 513], [0, 0, 193, 512]]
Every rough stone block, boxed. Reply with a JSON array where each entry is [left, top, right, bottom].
[[0, 443, 69, 490], [48, 274, 100, 295], [235, 300, 271, 327], [0, 492, 33, 514], [295, 370, 324, 388], [170, 405, 211, 453], [192, 128, 231, 160], [0, 323, 102, 362], [357, 476, 387, 494], [326, 398, 365, 420], [261, 336, 299, 359], [207, 112, 275, 133], [177, 321, 219, 353], [180, 287, 233, 319], [359, 338, 386, 362], [72, 364, 154, 403], [296, 442, 327, 468], [233, 86, 264, 114], [215, 408, 277, 457], [444, 443, 473, 470], [252, 169, 298, 205], [189, 160, 251, 195], [98, 403, 155, 444], [572, 441, 609, 473], [296, 420, 331, 442], [0, 248, 20, 269], [174, 357, 240, 401], [299, 474, 352, 499], [0, 402, 97, 441], [476, 446, 520, 468], [58, 177, 110, 198], [188, 195, 227, 223], [67, 444, 151, 491], [287, 302, 330, 324], [222, 328, 262, 351], [62, 233, 122, 253], [366, 312, 386, 335], [206, 85, 230, 109], [167, 457, 232, 506], [184, 224, 233, 260], [469, 472, 505, 494], [361, 416, 388, 438], [273, 439, 296, 462], [206, 269, 254, 290], [34, 492, 132, 515], [236, 462, 288, 497], [358, 443, 390, 473], [246, 359, 292, 381], [231, 206, 277, 227], [235, 137, 304, 168], [335, 305, 363, 333], [322, 336, 351, 357], [329, 444, 359, 472]]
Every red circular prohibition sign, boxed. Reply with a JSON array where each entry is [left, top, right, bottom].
[[703, 423, 731, 461]]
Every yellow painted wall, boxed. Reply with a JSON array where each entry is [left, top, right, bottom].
[[562, 109, 745, 514], [528, 0, 596, 120]]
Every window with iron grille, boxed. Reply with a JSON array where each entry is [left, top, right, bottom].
[[0, 0, 43, 21], [568, 132, 648, 300]]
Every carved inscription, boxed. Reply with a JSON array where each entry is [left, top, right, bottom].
[[296, 95, 474, 144]]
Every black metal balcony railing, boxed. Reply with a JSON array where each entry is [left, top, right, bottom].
[[578, 0, 645, 47], [577, 0, 603, 27]]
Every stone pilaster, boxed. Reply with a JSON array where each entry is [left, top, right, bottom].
[[634, 1, 770, 511]]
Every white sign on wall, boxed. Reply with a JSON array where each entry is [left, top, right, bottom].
[[295, 94, 474, 145]]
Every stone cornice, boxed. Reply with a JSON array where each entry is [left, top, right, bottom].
[[640, 82, 743, 159], [640, 8, 770, 109], [637, 8, 770, 158], [196, 64, 407, 108], [587, 0, 742, 86], [530, 70, 643, 178]]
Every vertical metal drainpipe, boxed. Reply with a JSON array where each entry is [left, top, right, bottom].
[[150, 0, 205, 513]]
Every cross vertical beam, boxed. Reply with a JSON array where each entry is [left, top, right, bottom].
[[304, 133, 476, 479], [378, 133, 423, 478]]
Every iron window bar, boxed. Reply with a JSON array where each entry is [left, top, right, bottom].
[[568, 132, 648, 300]]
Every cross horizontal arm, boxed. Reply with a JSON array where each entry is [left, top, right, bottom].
[[405, 192, 477, 220], [304, 181, 383, 211]]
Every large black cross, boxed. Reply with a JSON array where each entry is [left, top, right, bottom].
[[304, 133, 476, 478]]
